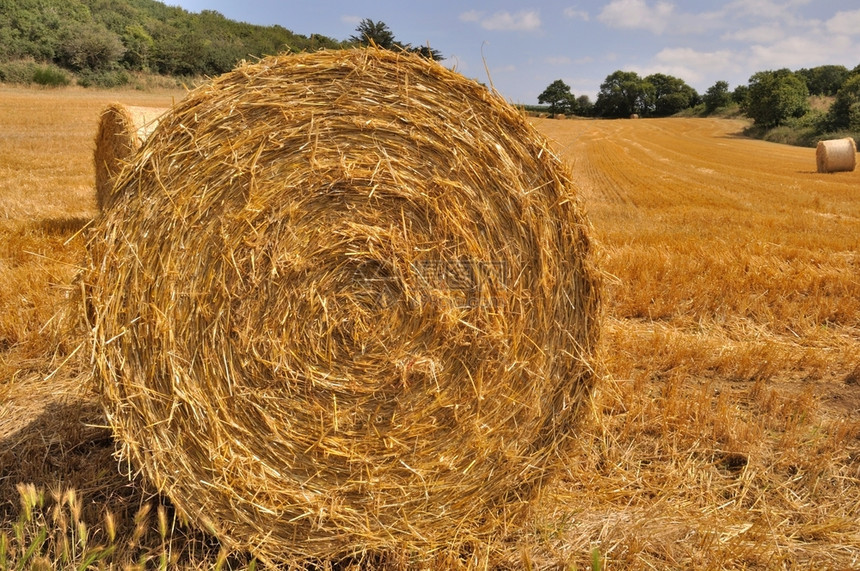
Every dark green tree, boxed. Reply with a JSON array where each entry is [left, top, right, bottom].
[[349, 18, 441, 60], [576, 94, 594, 117], [703, 80, 732, 113], [797, 65, 849, 96], [349, 19, 396, 49], [408, 44, 443, 61], [594, 70, 649, 118], [828, 74, 860, 130], [121, 23, 155, 71], [0, 0, 92, 62], [58, 21, 125, 71], [645, 73, 697, 116], [732, 84, 749, 108], [745, 69, 809, 127], [538, 79, 576, 115]]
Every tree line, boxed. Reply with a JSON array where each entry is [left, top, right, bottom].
[[538, 64, 860, 135], [0, 0, 439, 86], [1, 0, 856, 138]]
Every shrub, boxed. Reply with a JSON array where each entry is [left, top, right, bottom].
[[0, 59, 39, 84], [0, 60, 70, 87], [31, 65, 71, 87], [78, 69, 130, 88]]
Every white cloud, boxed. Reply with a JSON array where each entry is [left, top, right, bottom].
[[340, 15, 362, 26], [722, 0, 818, 28], [647, 47, 740, 83], [726, 0, 806, 17], [484, 10, 542, 31], [459, 10, 481, 23], [597, 0, 675, 34], [563, 7, 589, 21], [747, 35, 854, 70], [714, 3, 860, 74], [654, 47, 730, 65], [722, 24, 785, 44], [546, 56, 573, 65], [459, 10, 541, 31], [826, 9, 860, 36]]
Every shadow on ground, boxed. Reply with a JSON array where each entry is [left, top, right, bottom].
[[34, 216, 94, 237], [0, 395, 137, 522]]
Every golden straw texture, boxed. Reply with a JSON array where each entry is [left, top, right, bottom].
[[84, 48, 600, 567], [816, 137, 857, 173], [93, 104, 166, 210]]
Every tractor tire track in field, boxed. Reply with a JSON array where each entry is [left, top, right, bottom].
[[532, 116, 860, 571], [533, 115, 860, 369], [534, 117, 860, 218]]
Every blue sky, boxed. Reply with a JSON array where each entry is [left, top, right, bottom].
[[169, 0, 860, 104]]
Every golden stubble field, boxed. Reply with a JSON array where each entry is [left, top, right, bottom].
[[0, 86, 858, 569]]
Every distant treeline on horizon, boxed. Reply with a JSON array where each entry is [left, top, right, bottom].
[[1, 0, 858, 141]]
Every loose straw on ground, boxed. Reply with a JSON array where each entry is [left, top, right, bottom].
[[816, 137, 856, 173], [83, 48, 601, 568], [93, 104, 166, 210]]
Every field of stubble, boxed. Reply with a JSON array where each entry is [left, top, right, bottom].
[[0, 87, 858, 569]]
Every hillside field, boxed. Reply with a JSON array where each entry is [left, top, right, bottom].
[[0, 87, 858, 569]]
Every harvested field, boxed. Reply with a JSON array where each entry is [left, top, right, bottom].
[[1, 84, 859, 570], [534, 117, 860, 569]]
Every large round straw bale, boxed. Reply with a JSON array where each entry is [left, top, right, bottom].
[[816, 137, 856, 173], [84, 49, 600, 566], [93, 104, 166, 210]]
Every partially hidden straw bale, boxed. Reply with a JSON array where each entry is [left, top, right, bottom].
[[84, 49, 601, 567], [816, 137, 856, 173], [93, 104, 167, 210]]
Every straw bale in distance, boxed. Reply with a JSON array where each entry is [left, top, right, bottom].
[[93, 104, 166, 210], [84, 48, 601, 566], [816, 137, 857, 173]]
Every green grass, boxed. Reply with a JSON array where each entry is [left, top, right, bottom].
[[0, 485, 260, 571], [0, 60, 70, 87], [31, 65, 71, 87]]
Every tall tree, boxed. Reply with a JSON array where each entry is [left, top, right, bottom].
[[645, 73, 698, 116], [349, 19, 396, 49], [745, 69, 809, 127], [732, 84, 749, 108], [703, 80, 732, 113], [797, 65, 850, 96], [348, 18, 442, 60], [828, 74, 860, 130], [576, 94, 594, 117], [594, 70, 648, 118], [58, 21, 125, 71], [408, 44, 443, 61], [538, 79, 576, 115]]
